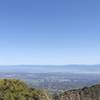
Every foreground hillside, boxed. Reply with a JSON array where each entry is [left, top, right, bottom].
[[0, 79, 100, 100], [55, 84, 100, 100], [0, 79, 51, 100]]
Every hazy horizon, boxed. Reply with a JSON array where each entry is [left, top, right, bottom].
[[0, 64, 100, 66], [0, 65, 99, 74]]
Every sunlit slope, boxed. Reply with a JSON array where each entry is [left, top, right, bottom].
[[0, 79, 51, 100]]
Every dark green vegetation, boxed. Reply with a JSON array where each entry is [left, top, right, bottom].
[[0, 79, 51, 100]]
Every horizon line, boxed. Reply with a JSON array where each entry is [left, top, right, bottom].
[[0, 64, 100, 66]]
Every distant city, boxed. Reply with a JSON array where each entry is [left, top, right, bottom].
[[0, 65, 100, 93]]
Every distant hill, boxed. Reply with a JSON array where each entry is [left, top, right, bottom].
[[55, 84, 100, 100], [0, 79, 51, 100], [0, 64, 100, 73]]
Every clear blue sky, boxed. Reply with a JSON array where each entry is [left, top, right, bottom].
[[0, 0, 100, 65]]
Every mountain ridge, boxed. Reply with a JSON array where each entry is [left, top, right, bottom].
[[55, 84, 100, 100], [0, 65, 100, 73]]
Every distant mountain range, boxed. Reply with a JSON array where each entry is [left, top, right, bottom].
[[0, 65, 100, 73]]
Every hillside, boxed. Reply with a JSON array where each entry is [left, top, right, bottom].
[[55, 84, 100, 100], [0, 79, 100, 100], [0, 79, 51, 100]]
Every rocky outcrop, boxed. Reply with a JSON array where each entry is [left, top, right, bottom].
[[55, 84, 100, 100]]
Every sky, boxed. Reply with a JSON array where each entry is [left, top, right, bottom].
[[0, 0, 100, 65]]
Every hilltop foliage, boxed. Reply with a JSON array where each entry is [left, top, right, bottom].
[[0, 79, 51, 100]]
